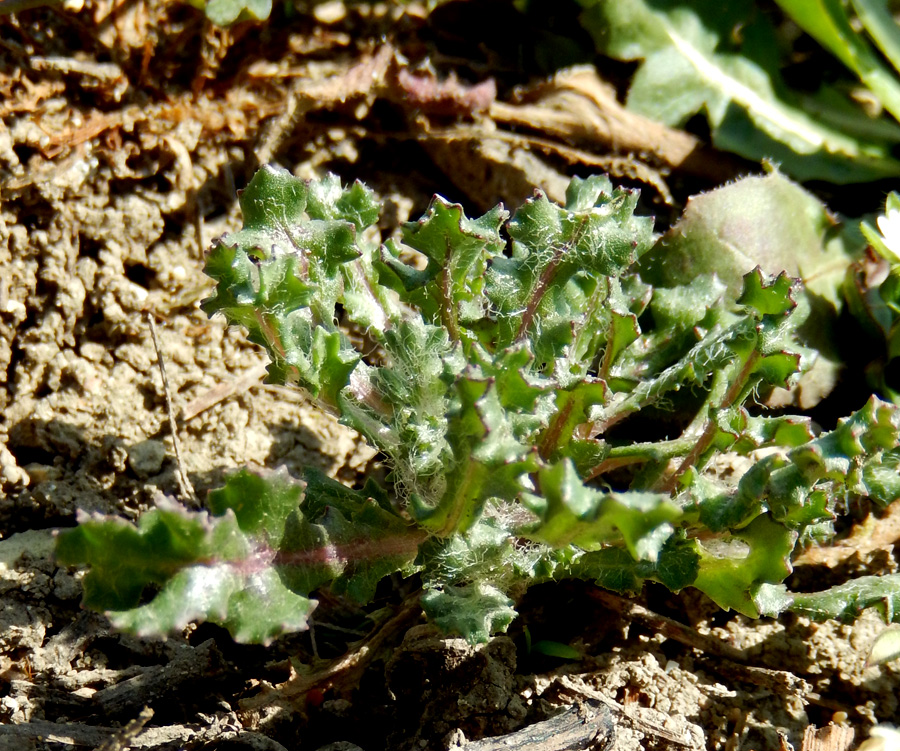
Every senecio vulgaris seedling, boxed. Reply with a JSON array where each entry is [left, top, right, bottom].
[[57, 165, 900, 645]]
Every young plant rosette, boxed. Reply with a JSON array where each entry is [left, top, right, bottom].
[[57, 166, 900, 644]]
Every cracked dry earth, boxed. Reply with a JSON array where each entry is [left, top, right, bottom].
[[0, 3, 899, 750]]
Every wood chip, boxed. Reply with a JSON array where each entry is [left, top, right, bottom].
[[93, 639, 224, 717], [551, 676, 704, 749], [802, 723, 855, 751], [462, 700, 614, 751]]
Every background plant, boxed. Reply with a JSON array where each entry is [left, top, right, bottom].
[[572, 0, 900, 182], [57, 165, 900, 644], [850, 191, 900, 402]]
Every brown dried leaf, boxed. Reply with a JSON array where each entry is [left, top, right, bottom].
[[492, 66, 743, 181], [394, 67, 496, 116], [795, 501, 900, 569]]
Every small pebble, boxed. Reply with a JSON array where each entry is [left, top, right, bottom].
[[313, 0, 346, 23], [127, 440, 166, 478]]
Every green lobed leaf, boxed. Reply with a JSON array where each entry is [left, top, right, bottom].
[[565, 530, 704, 598], [737, 268, 796, 316], [421, 583, 517, 645], [566, 547, 656, 596], [201, 243, 315, 351], [305, 173, 381, 231], [862, 450, 900, 506], [202, 167, 380, 404], [479, 345, 556, 432], [612, 274, 727, 387], [595, 311, 759, 431], [736, 413, 816, 452], [654, 534, 701, 591], [753, 582, 795, 618], [789, 574, 900, 623], [207, 466, 303, 545], [270, 324, 360, 406], [110, 563, 315, 645], [485, 177, 653, 364], [650, 275, 727, 331], [56, 501, 242, 613], [601, 309, 640, 377], [524, 460, 682, 560], [212, 166, 361, 285], [539, 379, 607, 462], [296, 468, 425, 603], [698, 396, 900, 532], [417, 519, 544, 592], [362, 317, 456, 495], [56, 497, 312, 645], [691, 514, 796, 617], [386, 198, 507, 343], [410, 366, 540, 536], [57, 468, 422, 644]]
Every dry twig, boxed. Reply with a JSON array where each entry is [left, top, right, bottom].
[[147, 313, 198, 505], [180, 363, 269, 422], [240, 596, 422, 712]]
